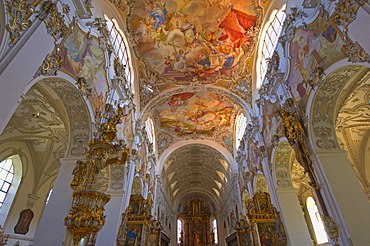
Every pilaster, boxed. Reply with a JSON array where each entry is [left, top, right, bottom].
[[276, 188, 312, 246], [33, 158, 78, 246], [315, 149, 370, 246]]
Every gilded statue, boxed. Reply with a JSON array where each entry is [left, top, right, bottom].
[[279, 108, 311, 173], [70, 160, 87, 190], [279, 102, 318, 189]]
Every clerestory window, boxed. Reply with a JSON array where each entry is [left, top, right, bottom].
[[105, 16, 134, 92], [256, 7, 286, 88]]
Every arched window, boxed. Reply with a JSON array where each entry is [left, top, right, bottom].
[[145, 117, 156, 152], [306, 196, 328, 244], [0, 158, 14, 207], [256, 6, 286, 88], [0, 155, 22, 225], [105, 16, 134, 92], [235, 113, 247, 150], [177, 218, 183, 244], [212, 219, 218, 244]]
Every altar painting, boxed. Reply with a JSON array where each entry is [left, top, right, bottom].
[[288, 14, 344, 101], [125, 223, 143, 245], [257, 222, 280, 246], [130, 0, 259, 81], [60, 27, 108, 115], [157, 91, 235, 136]]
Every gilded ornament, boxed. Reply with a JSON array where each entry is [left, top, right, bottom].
[[0, 225, 9, 245], [64, 190, 111, 245], [331, 0, 360, 28], [38, 1, 68, 41], [34, 46, 63, 77], [108, 0, 126, 11], [307, 66, 325, 87], [341, 37, 370, 63], [5, 0, 35, 45], [322, 215, 340, 246], [279, 99, 319, 189], [76, 77, 92, 97]]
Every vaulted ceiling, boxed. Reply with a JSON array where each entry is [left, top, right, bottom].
[[161, 144, 231, 209], [336, 80, 370, 190], [116, 0, 269, 207], [0, 81, 69, 194]]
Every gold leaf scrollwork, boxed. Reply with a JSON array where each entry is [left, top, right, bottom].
[[64, 190, 111, 245], [38, 1, 68, 41], [341, 36, 370, 63], [5, 0, 35, 46], [331, 0, 359, 28], [0, 225, 9, 245], [321, 215, 340, 246], [34, 45, 63, 78], [279, 99, 319, 190], [76, 77, 92, 97], [66, 104, 131, 244]]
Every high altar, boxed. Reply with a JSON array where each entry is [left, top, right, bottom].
[[180, 198, 213, 246]]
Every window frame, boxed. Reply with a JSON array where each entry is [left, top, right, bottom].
[[256, 7, 286, 88], [0, 155, 22, 226]]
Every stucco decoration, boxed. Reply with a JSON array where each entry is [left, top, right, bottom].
[[0, 83, 68, 195], [110, 164, 126, 191], [311, 65, 365, 150], [92, 167, 109, 192], [125, 0, 265, 105], [273, 141, 293, 188], [43, 78, 91, 157], [254, 173, 268, 193], [132, 176, 143, 195], [336, 72, 370, 191]]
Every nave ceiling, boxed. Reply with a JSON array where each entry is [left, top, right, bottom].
[[114, 0, 273, 206], [161, 144, 231, 209]]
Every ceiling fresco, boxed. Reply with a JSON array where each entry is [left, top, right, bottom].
[[157, 91, 235, 135], [153, 89, 242, 154], [126, 0, 264, 105]]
